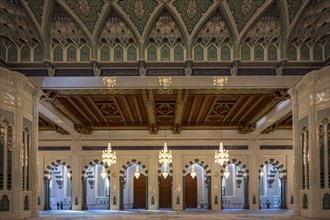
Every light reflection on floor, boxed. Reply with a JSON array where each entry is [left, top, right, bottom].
[[22, 209, 325, 220]]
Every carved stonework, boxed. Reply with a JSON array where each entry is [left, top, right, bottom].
[[273, 89, 290, 101], [156, 102, 175, 123], [206, 101, 235, 122], [238, 123, 256, 134], [75, 124, 92, 135]]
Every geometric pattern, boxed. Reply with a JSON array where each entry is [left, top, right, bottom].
[[44, 159, 72, 178], [183, 159, 211, 176], [119, 159, 148, 177], [26, 0, 44, 25], [287, 0, 303, 22], [81, 159, 111, 177]]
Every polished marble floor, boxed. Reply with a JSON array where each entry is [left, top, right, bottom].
[[21, 209, 327, 220]]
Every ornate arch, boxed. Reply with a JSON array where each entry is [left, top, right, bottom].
[[182, 159, 211, 176], [259, 158, 287, 177], [44, 159, 72, 178], [220, 158, 249, 176], [81, 159, 110, 177], [119, 159, 148, 177]]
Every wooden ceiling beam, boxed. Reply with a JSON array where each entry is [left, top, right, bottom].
[[122, 96, 136, 126], [173, 89, 189, 134], [222, 96, 244, 122], [133, 96, 143, 126], [187, 96, 198, 126], [142, 89, 158, 134], [66, 97, 92, 122], [111, 96, 128, 126], [239, 96, 264, 122], [77, 97, 100, 122], [203, 96, 218, 126], [231, 96, 255, 122], [86, 97, 108, 123], [195, 96, 209, 125]]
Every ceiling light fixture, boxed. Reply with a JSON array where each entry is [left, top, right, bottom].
[[190, 165, 197, 179], [101, 166, 107, 179], [214, 131, 229, 166], [102, 131, 117, 167], [224, 166, 230, 179], [134, 165, 140, 179], [213, 76, 228, 87], [159, 131, 173, 165], [159, 76, 172, 88], [103, 76, 117, 87], [162, 166, 169, 179]]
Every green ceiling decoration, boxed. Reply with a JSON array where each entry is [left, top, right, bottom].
[[227, 0, 265, 33], [118, 0, 158, 35], [287, 0, 303, 22], [26, 0, 44, 25], [66, 0, 105, 33], [173, 0, 213, 34]]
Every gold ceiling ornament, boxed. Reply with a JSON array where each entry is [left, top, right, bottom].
[[190, 165, 197, 179], [159, 131, 173, 165], [213, 76, 228, 87], [159, 76, 172, 88], [214, 131, 229, 166], [103, 76, 117, 87], [102, 131, 117, 167], [134, 165, 140, 179]]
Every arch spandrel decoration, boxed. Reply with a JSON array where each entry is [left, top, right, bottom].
[[220, 159, 249, 176], [81, 159, 111, 177], [259, 158, 287, 177], [119, 159, 148, 177], [44, 159, 72, 178], [182, 159, 211, 177]]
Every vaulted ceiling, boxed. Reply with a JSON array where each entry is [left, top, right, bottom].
[[0, 0, 328, 135]]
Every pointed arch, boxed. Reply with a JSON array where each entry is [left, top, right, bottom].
[[268, 44, 278, 60], [119, 159, 148, 177], [44, 159, 72, 178], [53, 45, 63, 61], [254, 44, 264, 61], [194, 44, 204, 61], [182, 159, 211, 177], [114, 45, 123, 61], [207, 44, 218, 61], [100, 45, 110, 61], [127, 45, 137, 61], [300, 43, 310, 61], [21, 45, 30, 62], [80, 45, 90, 61], [0, 40, 6, 61], [147, 44, 157, 61], [241, 44, 251, 60], [160, 44, 170, 61], [33, 45, 43, 61], [67, 45, 77, 61], [174, 45, 184, 61], [221, 44, 231, 61], [81, 159, 111, 177], [259, 159, 287, 177], [220, 159, 249, 176], [325, 39, 330, 59], [313, 44, 323, 61], [287, 44, 297, 60], [8, 45, 17, 62]]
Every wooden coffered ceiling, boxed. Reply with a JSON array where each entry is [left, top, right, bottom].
[[40, 88, 291, 135]]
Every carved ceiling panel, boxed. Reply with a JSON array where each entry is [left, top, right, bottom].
[[0, 0, 41, 45], [26, 0, 45, 26], [117, 0, 159, 35], [287, 0, 304, 23], [194, 9, 232, 47], [50, 2, 88, 47]]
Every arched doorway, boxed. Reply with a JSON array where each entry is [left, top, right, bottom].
[[221, 164, 245, 209], [159, 163, 172, 209], [183, 164, 209, 209], [85, 164, 110, 210], [122, 164, 147, 209], [259, 163, 286, 209]]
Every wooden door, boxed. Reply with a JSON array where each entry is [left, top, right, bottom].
[[134, 174, 146, 209], [185, 174, 197, 208], [159, 176, 172, 208]]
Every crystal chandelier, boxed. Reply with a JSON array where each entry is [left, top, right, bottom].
[[213, 76, 228, 87], [214, 132, 229, 166], [101, 166, 107, 179], [190, 165, 197, 179], [159, 131, 172, 165], [224, 166, 230, 179], [134, 165, 140, 179], [159, 76, 172, 88], [103, 76, 117, 87], [162, 166, 169, 179], [102, 132, 117, 167]]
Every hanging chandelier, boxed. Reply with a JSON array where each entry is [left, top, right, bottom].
[[224, 166, 230, 179], [101, 166, 107, 179], [134, 165, 140, 179], [214, 132, 229, 166], [102, 132, 117, 167], [159, 131, 173, 165], [162, 166, 169, 179], [190, 165, 197, 179]]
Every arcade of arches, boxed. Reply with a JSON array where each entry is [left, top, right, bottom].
[[0, 0, 330, 219]]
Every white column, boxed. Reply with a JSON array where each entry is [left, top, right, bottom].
[[71, 136, 82, 210], [172, 153, 183, 210], [249, 134, 259, 210], [148, 154, 158, 210]]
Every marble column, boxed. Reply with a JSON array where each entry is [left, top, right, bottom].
[[280, 176, 287, 209], [43, 177, 51, 210], [81, 176, 88, 210], [243, 176, 249, 209], [108, 176, 111, 210]]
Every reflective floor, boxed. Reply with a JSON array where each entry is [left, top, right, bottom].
[[22, 209, 326, 220]]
